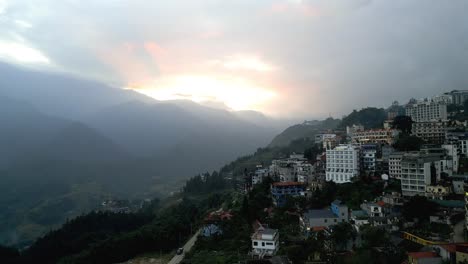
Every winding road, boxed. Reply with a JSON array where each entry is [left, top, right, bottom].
[[167, 229, 201, 264]]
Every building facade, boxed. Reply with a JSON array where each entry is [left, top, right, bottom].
[[412, 121, 448, 145], [271, 182, 307, 207], [405, 100, 448, 122], [251, 227, 279, 258], [326, 145, 360, 184], [351, 129, 400, 145]]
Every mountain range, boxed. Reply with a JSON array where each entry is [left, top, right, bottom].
[[0, 62, 289, 246]]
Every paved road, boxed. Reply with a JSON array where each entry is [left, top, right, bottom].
[[167, 229, 201, 264], [453, 219, 465, 243]]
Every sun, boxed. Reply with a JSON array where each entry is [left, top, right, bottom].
[[127, 75, 276, 111]]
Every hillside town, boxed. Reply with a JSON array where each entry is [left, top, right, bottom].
[[195, 90, 468, 264]]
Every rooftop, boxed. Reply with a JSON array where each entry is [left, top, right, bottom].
[[272, 181, 306, 187], [304, 209, 336, 219], [407, 252, 439, 259]]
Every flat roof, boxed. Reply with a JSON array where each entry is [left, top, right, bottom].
[[304, 209, 336, 219]]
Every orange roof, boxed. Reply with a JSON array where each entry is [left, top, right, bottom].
[[439, 243, 468, 253], [408, 252, 438, 259], [272, 181, 306, 187], [377, 201, 385, 207]]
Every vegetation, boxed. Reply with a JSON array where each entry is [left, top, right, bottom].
[[392, 115, 413, 134], [393, 135, 425, 151], [339, 107, 386, 129]]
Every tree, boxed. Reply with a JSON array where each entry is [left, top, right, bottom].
[[392, 115, 413, 134], [402, 195, 438, 222], [393, 135, 424, 151], [329, 223, 355, 250]]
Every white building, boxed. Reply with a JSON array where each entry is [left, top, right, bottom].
[[405, 100, 448, 122], [326, 145, 360, 184], [251, 226, 279, 258], [400, 153, 452, 197], [252, 168, 269, 185]]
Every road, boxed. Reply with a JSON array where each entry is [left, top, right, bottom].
[[167, 229, 201, 264], [453, 219, 465, 243]]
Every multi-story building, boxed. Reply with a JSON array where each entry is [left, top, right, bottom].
[[351, 129, 400, 145], [315, 133, 337, 144], [346, 124, 365, 137], [425, 184, 452, 200], [465, 189, 468, 231], [270, 154, 311, 182], [400, 153, 451, 197], [252, 168, 269, 185], [323, 137, 339, 150], [326, 145, 360, 184], [412, 121, 448, 145], [405, 100, 448, 122], [361, 144, 378, 172], [445, 90, 468, 105], [271, 182, 307, 206], [389, 152, 405, 179], [251, 226, 279, 258]]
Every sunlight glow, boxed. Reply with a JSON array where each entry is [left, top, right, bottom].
[[0, 41, 49, 64], [128, 75, 276, 111]]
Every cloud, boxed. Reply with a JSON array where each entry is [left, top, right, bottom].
[[0, 40, 49, 64], [0, 0, 467, 118]]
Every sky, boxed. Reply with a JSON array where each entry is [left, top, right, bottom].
[[0, 0, 467, 118]]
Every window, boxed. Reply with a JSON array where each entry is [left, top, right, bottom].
[[324, 219, 328, 223], [266, 242, 273, 246], [262, 242, 265, 247], [253, 242, 258, 246]]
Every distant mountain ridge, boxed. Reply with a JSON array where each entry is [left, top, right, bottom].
[[0, 62, 286, 246]]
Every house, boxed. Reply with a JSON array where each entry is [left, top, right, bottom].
[[201, 210, 233, 237], [350, 210, 369, 231], [252, 168, 269, 185], [251, 225, 279, 258], [407, 252, 442, 264], [300, 200, 348, 231], [271, 182, 306, 207]]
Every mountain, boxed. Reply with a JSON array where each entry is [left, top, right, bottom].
[[269, 118, 341, 147], [0, 62, 286, 246], [0, 62, 152, 120]]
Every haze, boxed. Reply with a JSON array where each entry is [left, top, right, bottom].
[[1, 0, 467, 118]]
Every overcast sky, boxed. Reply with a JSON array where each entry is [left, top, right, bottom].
[[1, 0, 467, 118]]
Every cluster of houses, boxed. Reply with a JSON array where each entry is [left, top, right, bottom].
[[202, 90, 468, 263]]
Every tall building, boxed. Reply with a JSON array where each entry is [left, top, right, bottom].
[[361, 144, 378, 172], [405, 100, 448, 122], [326, 145, 360, 184]]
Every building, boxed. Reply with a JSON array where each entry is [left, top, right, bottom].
[[412, 121, 448, 145], [446, 90, 468, 105], [315, 133, 337, 144], [346, 124, 365, 138], [389, 152, 405, 179], [300, 200, 349, 230], [405, 100, 448, 122], [465, 190, 468, 231], [351, 128, 400, 145], [425, 184, 452, 200], [252, 168, 269, 185], [361, 144, 378, 172], [270, 154, 311, 182], [271, 182, 307, 207], [400, 153, 451, 197], [251, 226, 279, 258], [326, 145, 360, 184], [407, 252, 442, 264]]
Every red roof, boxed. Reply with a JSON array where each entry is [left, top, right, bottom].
[[312, 226, 327, 232], [272, 181, 306, 187], [377, 201, 385, 207], [439, 243, 468, 253], [408, 252, 438, 259]]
